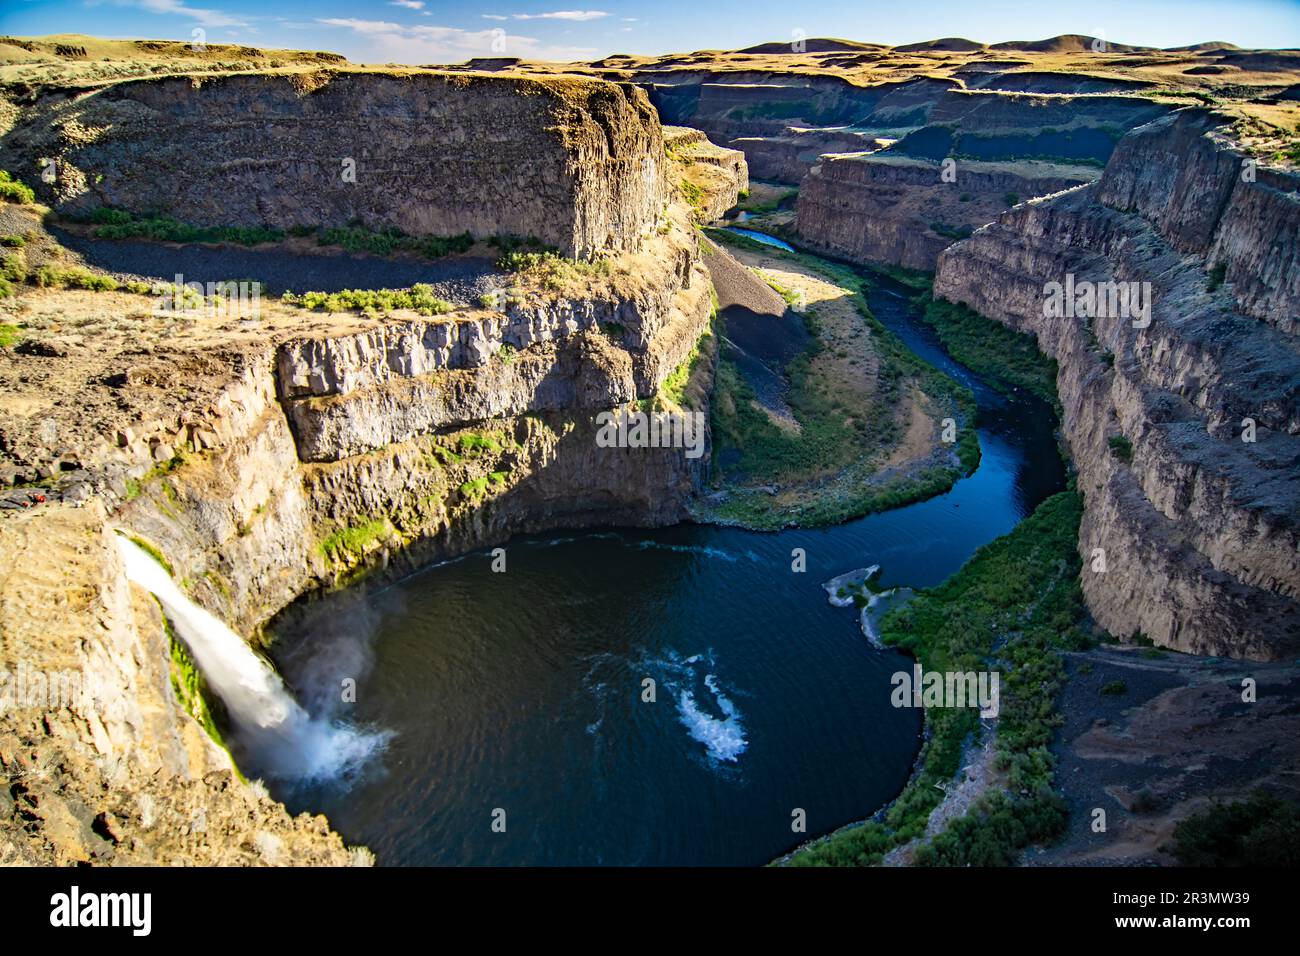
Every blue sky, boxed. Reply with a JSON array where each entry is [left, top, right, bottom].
[[2, 1, 1298, 63]]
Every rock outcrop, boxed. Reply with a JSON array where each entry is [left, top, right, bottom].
[[665, 125, 748, 220], [796, 153, 1097, 269], [5, 70, 668, 260], [0, 68, 738, 865], [934, 109, 1300, 660]]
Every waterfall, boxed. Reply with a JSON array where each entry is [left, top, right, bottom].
[[115, 535, 387, 783]]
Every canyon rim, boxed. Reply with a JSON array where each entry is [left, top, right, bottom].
[[0, 0, 1297, 923]]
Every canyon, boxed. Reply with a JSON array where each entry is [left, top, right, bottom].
[[0, 31, 1296, 868]]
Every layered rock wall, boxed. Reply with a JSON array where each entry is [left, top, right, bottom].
[[796, 153, 1097, 269], [934, 109, 1300, 660], [6, 71, 668, 259]]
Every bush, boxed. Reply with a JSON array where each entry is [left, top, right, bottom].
[[1, 248, 27, 283], [0, 171, 35, 205], [281, 283, 452, 316], [1171, 792, 1300, 867], [34, 264, 118, 291], [1100, 680, 1127, 696], [1107, 435, 1133, 462]]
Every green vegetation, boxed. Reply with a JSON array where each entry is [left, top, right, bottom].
[[496, 249, 613, 289], [1099, 679, 1128, 696], [316, 224, 472, 259], [917, 295, 1061, 413], [1, 247, 26, 283], [929, 222, 975, 241], [679, 178, 705, 211], [731, 99, 842, 125], [122, 533, 175, 577], [737, 186, 797, 215], [33, 264, 127, 292], [1004, 193, 1020, 207], [1108, 434, 1133, 462], [84, 207, 478, 259], [785, 490, 1084, 866], [317, 517, 393, 563], [88, 207, 285, 246], [457, 432, 502, 455], [1170, 791, 1300, 867], [122, 453, 187, 504], [0, 171, 36, 205], [658, 328, 712, 409], [459, 476, 490, 498], [0, 234, 25, 247], [280, 284, 452, 316], [1207, 262, 1227, 292], [168, 622, 229, 753], [0, 323, 18, 346], [705, 227, 981, 529]]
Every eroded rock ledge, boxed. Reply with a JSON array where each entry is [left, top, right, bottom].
[[0, 69, 735, 865], [935, 109, 1300, 660], [3, 70, 668, 260]]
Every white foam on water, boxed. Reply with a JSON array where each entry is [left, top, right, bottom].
[[116, 535, 388, 783], [677, 673, 748, 763]]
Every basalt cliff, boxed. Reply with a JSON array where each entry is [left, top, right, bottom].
[[0, 64, 733, 864], [934, 109, 1300, 660]]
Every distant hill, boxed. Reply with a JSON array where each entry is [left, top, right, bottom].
[[895, 38, 986, 53], [737, 38, 884, 54], [990, 34, 1153, 54]]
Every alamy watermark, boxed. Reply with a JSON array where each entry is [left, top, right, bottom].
[[891, 663, 1000, 718], [595, 408, 706, 459], [153, 274, 261, 320], [1043, 273, 1151, 328], [0, 662, 107, 714]]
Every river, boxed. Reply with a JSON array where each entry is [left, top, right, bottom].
[[265, 239, 1065, 866]]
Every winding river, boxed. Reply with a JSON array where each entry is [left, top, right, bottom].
[[266, 244, 1065, 866]]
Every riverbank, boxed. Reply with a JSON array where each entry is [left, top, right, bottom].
[[696, 228, 980, 530], [780, 488, 1085, 866]]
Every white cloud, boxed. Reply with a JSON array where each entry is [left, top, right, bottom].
[[482, 14, 509, 20], [512, 11, 609, 21], [317, 18, 406, 35], [389, 0, 425, 8], [314, 17, 595, 63], [130, 0, 247, 27]]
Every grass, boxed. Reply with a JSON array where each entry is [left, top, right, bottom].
[[917, 295, 1061, 414], [737, 186, 797, 215], [1108, 434, 1133, 463], [783, 489, 1084, 866], [0, 171, 36, 205], [658, 327, 712, 409], [704, 228, 981, 529], [0, 323, 19, 347], [167, 620, 230, 754], [1207, 262, 1227, 292], [123, 532, 174, 577], [495, 249, 614, 291], [84, 207, 481, 259], [281, 284, 452, 316], [317, 517, 393, 563]]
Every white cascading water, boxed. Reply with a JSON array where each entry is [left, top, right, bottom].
[[116, 535, 386, 783]]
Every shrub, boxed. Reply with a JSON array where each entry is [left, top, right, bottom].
[[0, 171, 35, 204], [1171, 792, 1300, 867], [34, 264, 118, 291], [1107, 435, 1133, 462], [1100, 680, 1127, 696], [281, 283, 452, 316]]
